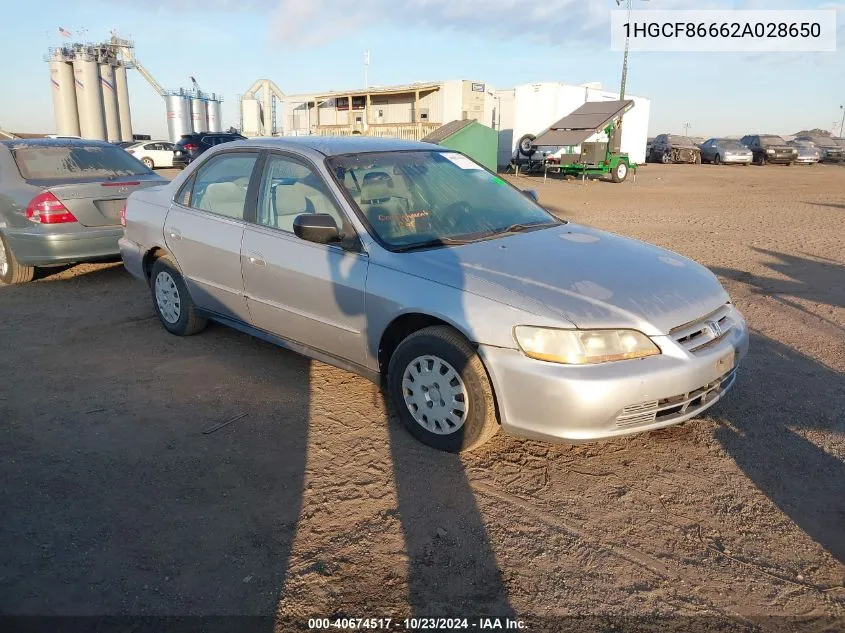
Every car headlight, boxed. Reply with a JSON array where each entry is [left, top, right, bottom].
[[765, 148, 775, 153], [513, 326, 660, 364]]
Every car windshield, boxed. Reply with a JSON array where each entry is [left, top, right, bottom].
[[668, 135, 696, 146], [759, 135, 786, 146], [328, 150, 560, 249], [12, 143, 150, 181], [720, 140, 747, 150]]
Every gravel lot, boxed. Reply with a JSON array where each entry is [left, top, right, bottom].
[[1, 163, 843, 631]]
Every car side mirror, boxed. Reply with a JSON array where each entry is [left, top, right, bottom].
[[293, 213, 340, 244], [523, 189, 539, 203]]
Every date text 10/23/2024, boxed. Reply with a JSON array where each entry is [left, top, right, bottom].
[[308, 617, 528, 630]]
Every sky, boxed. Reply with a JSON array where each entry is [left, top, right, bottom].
[[1, 0, 843, 139]]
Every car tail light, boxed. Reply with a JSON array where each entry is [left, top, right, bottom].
[[182, 143, 198, 151], [120, 202, 127, 227], [25, 191, 78, 224]]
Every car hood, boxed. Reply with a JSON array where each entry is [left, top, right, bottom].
[[397, 224, 729, 336]]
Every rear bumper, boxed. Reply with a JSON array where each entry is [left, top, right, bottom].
[[172, 155, 192, 168], [478, 311, 749, 443], [2, 226, 123, 266], [118, 236, 146, 282]]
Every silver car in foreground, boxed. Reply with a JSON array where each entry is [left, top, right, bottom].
[[120, 137, 748, 452], [0, 139, 165, 284], [698, 138, 753, 165]]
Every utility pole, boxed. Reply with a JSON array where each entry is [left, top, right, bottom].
[[683, 122, 692, 136], [839, 105, 845, 138], [364, 49, 370, 89]]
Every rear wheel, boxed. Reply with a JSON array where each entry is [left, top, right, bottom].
[[387, 326, 499, 453], [713, 153, 721, 165], [756, 154, 766, 166], [611, 161, 628, 183], [150, 257, 207, 336], [141, 157, 154, 169], [0, 234, 35, 285]]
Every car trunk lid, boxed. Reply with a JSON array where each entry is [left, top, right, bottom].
[[46, 177, 164, 227]]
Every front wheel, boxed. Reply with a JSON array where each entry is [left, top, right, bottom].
[[387, 326, 499, 453], [0, 234, 35, 285], [756, 154, 766, 166], [713, 153, 721, 165], [150, 257, 207, 336], [611, 161, 628, 183], [661, 151, 672, 164]]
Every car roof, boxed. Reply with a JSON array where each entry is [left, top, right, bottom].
[[229, 136, 440, 156], [0, 138, 117, 149]]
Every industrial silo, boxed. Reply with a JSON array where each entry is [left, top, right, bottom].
[[166, 93, 193, 142], [72, 52, 107, 140], [191, 98, 208, 133], [207, 99, 222, 132], [48, 53, 80, 137], [99, 63, 121, 142], [114, 64, 133, 142]]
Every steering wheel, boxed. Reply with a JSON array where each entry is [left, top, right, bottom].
[[439, 200, 473, 233]]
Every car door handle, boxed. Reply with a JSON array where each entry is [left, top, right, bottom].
[[245, 252, 266, 267], [168, 228, 182, 241]]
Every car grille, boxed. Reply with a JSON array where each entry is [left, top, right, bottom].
[[615, 369, 737, 428], [669, 303, 734, 354]]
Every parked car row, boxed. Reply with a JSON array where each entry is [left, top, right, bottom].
[[1, 136, 748, 455], [116, 133, 247, 170], [648, 132, 844, 166]]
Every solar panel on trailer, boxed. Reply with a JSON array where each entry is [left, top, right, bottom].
[[532, 129, 595, 147], [546, 100, 634, 131]]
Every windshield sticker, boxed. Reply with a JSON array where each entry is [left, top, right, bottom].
[[442, 153, 483, 170]]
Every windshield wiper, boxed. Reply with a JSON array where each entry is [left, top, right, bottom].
[[392, 236, 478, 252], [494, 220, 561, 235]]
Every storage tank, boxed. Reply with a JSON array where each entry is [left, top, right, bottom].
[[99, 63, 121, 142], [114, 64, 133, 142], [73, 54, 106, 140], [166, 94, 193, 142], [207, 100, 222, 133], [241, 98, 262, 137], [191, 98, 208, 133], [48, 55, 80, 137]]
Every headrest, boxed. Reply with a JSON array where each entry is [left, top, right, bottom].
[[360, 171, 394, 203]]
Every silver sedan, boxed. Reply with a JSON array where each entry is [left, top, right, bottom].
[[0, 139, 165, 284], [699, 138, 753, 165], [120, 137, 748, 452]]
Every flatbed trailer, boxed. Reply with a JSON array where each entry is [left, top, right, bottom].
[[529, 99, 637, 184]]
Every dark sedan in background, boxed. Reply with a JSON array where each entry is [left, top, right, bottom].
[[740, 134, 798, 166], [647, 134, 702, 164], [0, 139, 165, 284]]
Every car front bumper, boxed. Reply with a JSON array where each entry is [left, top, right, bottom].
[[3, 226, 123, 266], [478, 311, 749, 443], [722, 155, 752, 164]]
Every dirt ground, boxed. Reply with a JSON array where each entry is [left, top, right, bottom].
[[1, 163, 843, 632]]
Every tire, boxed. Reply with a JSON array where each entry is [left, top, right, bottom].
[[0, 234, 35, 285], [150, 257, 207, 336], [387, 326, 499, 453], [517, 134, 536, 157], [661, 151, 672, 164], [787, 162, 794, 167], [693, 152, 701, 165], [713, 153, 721, 165], [141, 157, 154, 169], [611, 161, 628, 183], [756, 154, 766, 166]]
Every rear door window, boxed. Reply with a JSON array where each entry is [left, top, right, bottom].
[[189, 152, 259, 220], [11, 143, 149, 181]]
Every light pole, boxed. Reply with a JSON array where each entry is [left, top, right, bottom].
[[839, 105, 845, 138], [616, 0, 633, 100], [683, 122, 691, 136]]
